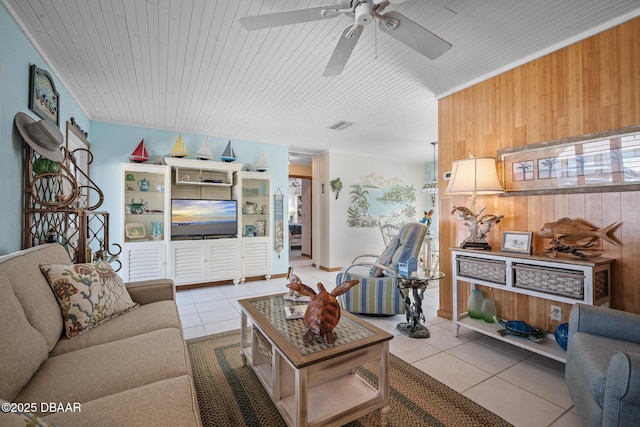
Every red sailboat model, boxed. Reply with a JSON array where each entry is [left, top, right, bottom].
[[129, 139, 149, 163]]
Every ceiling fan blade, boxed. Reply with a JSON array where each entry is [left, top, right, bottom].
[[239, 5, 341, 31], [378, 11, 452, 59], [323, 25, 363, 77]]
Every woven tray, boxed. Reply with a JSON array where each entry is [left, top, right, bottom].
[[456, 256, 507, 284], [513, 263, 584, 298]]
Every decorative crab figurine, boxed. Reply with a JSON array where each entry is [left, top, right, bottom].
[[286, 280, 359, 345]]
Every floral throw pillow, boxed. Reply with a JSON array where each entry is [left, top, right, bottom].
[[40, 262, 139, 338]]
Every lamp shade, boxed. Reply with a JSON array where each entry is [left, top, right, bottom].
[[445, 157, 504, 195]]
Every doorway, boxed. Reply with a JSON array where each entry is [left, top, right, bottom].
[[288, 177, 311, 267], [288, 151, 314, 267]]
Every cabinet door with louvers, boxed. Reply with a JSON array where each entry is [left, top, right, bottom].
[[121, 242, 167, 282], [207, 239, 240, 285], [168, 241, 207, 285]]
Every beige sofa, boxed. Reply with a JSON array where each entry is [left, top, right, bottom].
[[0, 244, 202, 426]]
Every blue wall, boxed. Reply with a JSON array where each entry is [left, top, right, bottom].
[[0, 4, 90, 254], [0, 4, 290, 276], [90, 121, 290, 275]]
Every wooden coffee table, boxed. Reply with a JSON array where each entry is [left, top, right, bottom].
[[239, 293, 392, 427]]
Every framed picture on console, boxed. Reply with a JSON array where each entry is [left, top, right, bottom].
[[501, 231, 533, 254]]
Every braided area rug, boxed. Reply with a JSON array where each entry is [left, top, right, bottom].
[[187, 330, 513, 427]]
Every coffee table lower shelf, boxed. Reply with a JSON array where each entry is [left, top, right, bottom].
[[276, 374, 383, 426]]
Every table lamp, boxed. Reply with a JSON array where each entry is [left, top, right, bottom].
[[445, 155, 504, 249]]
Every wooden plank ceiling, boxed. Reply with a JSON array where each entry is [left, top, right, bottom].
[[3, 0, 640, 163]]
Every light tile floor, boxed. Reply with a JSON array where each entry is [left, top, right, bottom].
[[177, 257, 582, 427]]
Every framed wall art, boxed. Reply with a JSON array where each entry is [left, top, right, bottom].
[[274, 188, 284, 253], [498, 125, 640, 196], [28, 64, 59, 125], [501, 231, 533, 255]]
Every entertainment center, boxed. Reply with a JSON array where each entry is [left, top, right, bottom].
[[120, 158, 272, 286]]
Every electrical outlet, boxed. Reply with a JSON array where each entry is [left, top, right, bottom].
[[550, 305, 562, 321]]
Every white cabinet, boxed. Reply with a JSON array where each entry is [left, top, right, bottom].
[[240, 238, 271, 281], [120, 241, 167, 282], [120, 163, 170, 281], [169, 239, 240, 285], [451, 248, 614, 362], [234, 171, 273, 281], [118, 159, 273, 285]]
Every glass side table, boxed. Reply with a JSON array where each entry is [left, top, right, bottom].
[[394, 269, 445, 338]]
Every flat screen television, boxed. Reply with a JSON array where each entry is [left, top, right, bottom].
[[171, 199, 237, 239]]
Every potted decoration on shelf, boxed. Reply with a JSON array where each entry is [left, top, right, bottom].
[[32, 158, 61, 176], [125, 173, 136, 190]]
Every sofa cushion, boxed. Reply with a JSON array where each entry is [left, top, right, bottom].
[[40, 261, 138, 338], [0, 399, 58, 427], [0, 272, 49, 400], [43, 376, 200, 427], [15, 328, 190, 410], [0, 244, 69, 350], [50, 300, 181, 356]]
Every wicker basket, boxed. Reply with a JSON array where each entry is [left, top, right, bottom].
[[253, 328, 273, 366], [456, 256, 506, 285], [513, 263, 584, 298]]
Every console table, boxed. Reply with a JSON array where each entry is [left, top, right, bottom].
[[451, 248, 614, 362]]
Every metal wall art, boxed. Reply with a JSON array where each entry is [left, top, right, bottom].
[[28, 64, 59, 125], [498, 126, 640, 195]]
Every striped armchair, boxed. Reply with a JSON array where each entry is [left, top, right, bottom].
[[336, 222, 428, 315]]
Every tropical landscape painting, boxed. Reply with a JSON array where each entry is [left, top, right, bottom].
[[346, 172, 417, 228]]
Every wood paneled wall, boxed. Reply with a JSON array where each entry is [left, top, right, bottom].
[[438, 17, 640, 326]]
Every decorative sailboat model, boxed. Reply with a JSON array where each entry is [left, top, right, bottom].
[[196, 137, 213, 160], [256, 152, 269, 172], [170, 133, 188, 158], [220, 140, 237, 162], [129, 139, 149, 163]]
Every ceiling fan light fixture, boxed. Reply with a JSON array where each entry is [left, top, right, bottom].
[[355, 1, 374, 25]]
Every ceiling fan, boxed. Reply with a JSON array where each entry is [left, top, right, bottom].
[[239, 0, 452, 77]]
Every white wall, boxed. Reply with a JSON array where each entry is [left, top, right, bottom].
[[317, 151, 429, 270]]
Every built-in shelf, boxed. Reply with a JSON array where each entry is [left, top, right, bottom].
[[165, 157, 242, 187]]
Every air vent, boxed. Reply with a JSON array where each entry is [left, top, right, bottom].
[[328, 121, 354, 131]]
